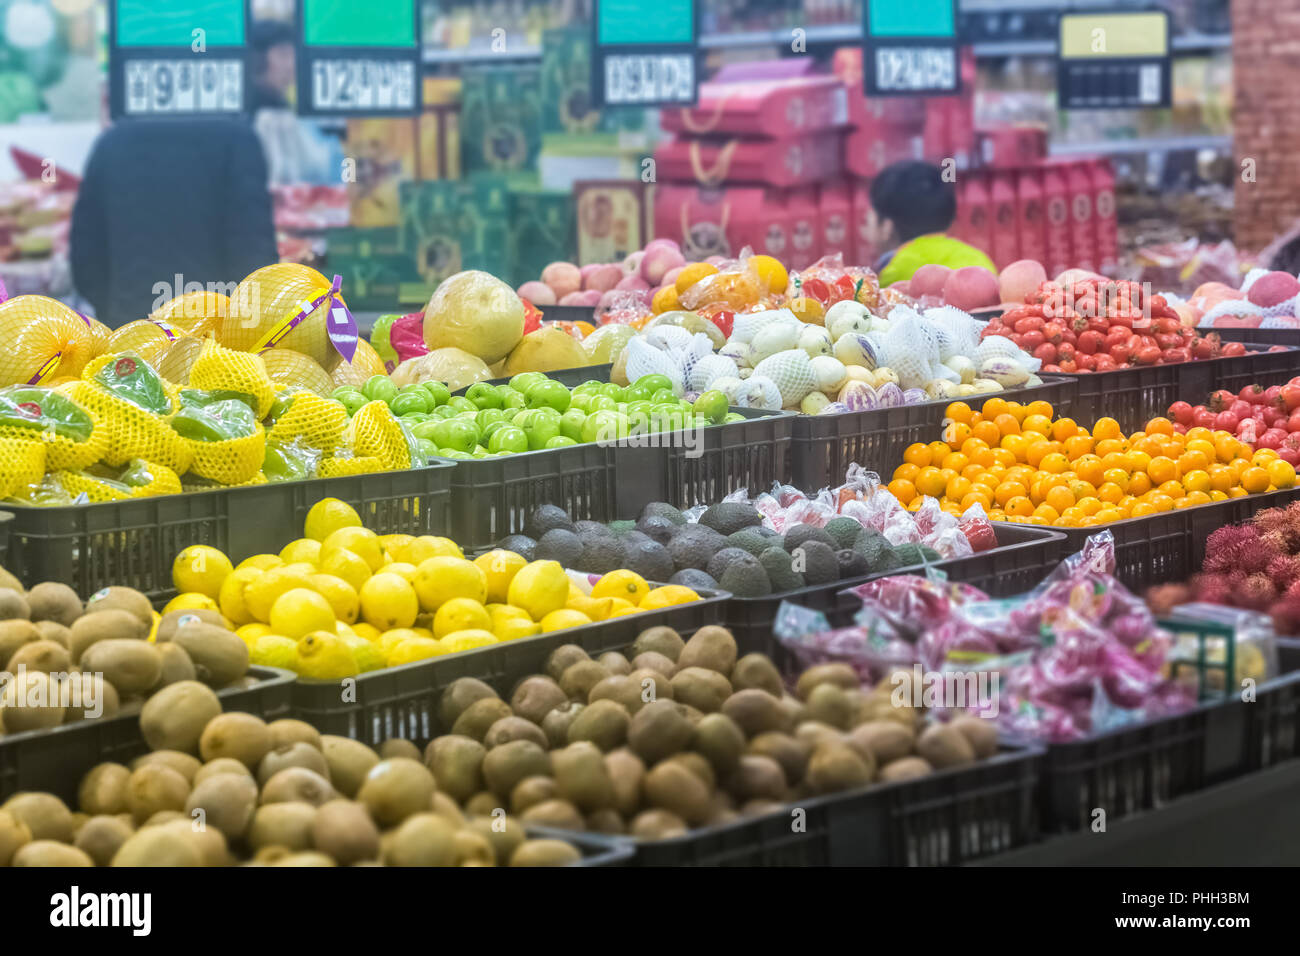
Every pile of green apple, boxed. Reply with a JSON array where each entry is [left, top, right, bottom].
[[329, 372, 743, 461]]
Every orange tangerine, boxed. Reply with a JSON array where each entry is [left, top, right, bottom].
[[1060, 506, 1086, 524], [982, 397, 1010, 419], [1128, 472, 1153, 496], [1228, 486, 1249, 498], [1209, 490, 1230, 502], [961, 436, 989, 458], [1252, 449, 1280, 466], [1095, 438, 1126, 459], [1184, 490, 1212, 506], [993, 413, 1021, 437], [1026, 400, 1054, 419], [1157, 480, 1186, 499], [1076, 497, 1102, 516], [1022, 414, 1052, 436], [1181, 470, 1212, 495], [1178, 450, 1210, 475], [1063, 435, 1093, 460], [1075, 457, 1105, 487], [1097, 482, 1125, 504], [1045, 485, 1076, 513], [946, 476, 973, 501], [1214, 434, 1240, 462], [1051, 418, 1078, 442], [1093, 417, 1122, 441], [1131, 501, 1157, 518], [1186, 427, 1212, 443], [928, 440, 953, 462], [971, 421, 1002, 447], [1148, 493, 1175, 513], [1025, 440, 1054, 468], [961, 490, 992, 511], [915, 467, 947, 498], [894, 462, 921, 482], [942, 422, 972, 448], [1185, 438, 1215, 461], [1268, 459, 1297, 488], [1102, 468, 1130, 491], [994, 481, 1028, 507], [903, 443, 931, 467], [906, 497, 925, 512], [991, 448, 1017, 467], [1241, 466, 1271, 494], [1040, 452, 1069, 474], [1125, 449, 1152, 473], [1001, 434, 1030, 459], [961, 463, 986, 481], [1034, 504, 1060, 522], [888, 479, 917, 504], [1005, 496, 1034, 517], [1145, 416, 1174, 436], [945, 401, 974, 424], [941, 451, 970, 473], [1147, 456, 1178, 484]]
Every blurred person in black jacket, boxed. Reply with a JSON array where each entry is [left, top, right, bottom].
[[70, 118, 277, 328]]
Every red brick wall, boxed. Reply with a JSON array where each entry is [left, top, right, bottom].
[[1235, 0, 1300, 251]]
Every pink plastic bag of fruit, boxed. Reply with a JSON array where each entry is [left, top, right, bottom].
[[773, 600, 918, 686]]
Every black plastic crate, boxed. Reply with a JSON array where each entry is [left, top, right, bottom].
[[0, 465, 455, 603], [626, 744, 1041, 866], [0, 667, 295, 805], [1175, 344, 1298, 406], [0, 510, 11, 572], [452, 363, 614, 394], [525, 826, 633, 867], [289, 588, 730, 745], [725, 524, 1065, 654], [1213, 329, 1300, 349], [789, 377, 1077, 493], [537, 305, 599, 325]]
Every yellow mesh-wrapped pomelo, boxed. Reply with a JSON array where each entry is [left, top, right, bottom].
[[157, 337, 205, 385], [105, 320, 176, 367], [126, 459, 183, 497], [351, 339, 387, 378], [152, 290, 228, 339], [188, 339, 276, 418], [184, 470, 267, 491], [268, 391, 347, 452], [184, 424, 266, 486], [0, 385, 106, 471], [331, 360, 366, 389], [222, 264, 346, 371], [423, 270, 524, 364], [262, 350, 335, 397], [86, 317, 111, 359], [54, 470, 132, 503], [0, 438, 46, 498], [65, 375, 192, 474], [318, 455, 385, 478], [0, 295, 96, 386], [348, 401, 410, 470]]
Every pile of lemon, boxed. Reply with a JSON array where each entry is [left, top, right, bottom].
[[167, 498, 701, 680]]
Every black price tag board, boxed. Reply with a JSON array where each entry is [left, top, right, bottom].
[[863, 0, 960, 97], [592, 0, 699, 108], [1058, 10, 1171, 109], [108, 0, 251, 119], [295, 0, 421, 116]]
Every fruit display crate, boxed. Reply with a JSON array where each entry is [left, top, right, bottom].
[[452, 363, 614, 394], [0, 465, 456, 604], [624, 744, 1041, 866], [788, 376, 1076, 493], [537, 305, 600, 326], [1012, 486, 1300, 593], [1210, 328, 1300, 349], [725, 524, 1066, 655], [526, 826, 634, 867], [0, 667, 295, 805], [1055, 345, 1298, 433], [0, 510, 11, 569], [289, 587, 730, 745]]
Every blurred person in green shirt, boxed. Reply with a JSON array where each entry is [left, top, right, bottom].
[[867, 161, 995, 286]]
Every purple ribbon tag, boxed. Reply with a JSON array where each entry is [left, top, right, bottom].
[[327, 275, 359, 364], [0, 280, 7, 304]]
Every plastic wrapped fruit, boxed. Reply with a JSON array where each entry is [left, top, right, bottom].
[[221, 263, 346, 371], [151, 290, 228, 339], [0, 294, 96, 386], [391, 347, 492, 392], [423, 270, 525, 364]]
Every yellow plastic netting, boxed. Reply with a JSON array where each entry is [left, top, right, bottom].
[[104, 320, 176, 367], [221, 264, 346, 372], [65, 374, 192, 474], [0, 387, 106, 471], [330, 360, 366, 389], [262, 350, 334, 397], [188, 339, 276, 418], [0, 295, 97, 386], [157, 337, 206, 385], [318, 455, 385, 478], [185, 470, 267, 491], [0, 438, 46, 497], [184, 424, 266, 486], [129, 459, 183, 497], [152, 290, 228, 339], [268, 391, 347, 453], [54, 470, 132, 503], [86, 317, 111, 359], [348, 401, 410, 470]]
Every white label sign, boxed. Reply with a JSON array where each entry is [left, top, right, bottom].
[[873, 47, 957, 93], [603, 53, 694, 105], [310, 58, 417, 112], [124, 59, 243, 115]]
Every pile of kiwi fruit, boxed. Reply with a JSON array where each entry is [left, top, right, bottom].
[[0, 575, 256, 737], [0, 688, 587, 866], [421, 623, 999, 840]]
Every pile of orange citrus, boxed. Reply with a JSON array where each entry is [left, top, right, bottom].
[[887, 398, 1296, 528]]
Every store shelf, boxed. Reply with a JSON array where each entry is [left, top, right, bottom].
[[698, 23, 859, 49], [1049, 134, 1232, 156], [422, 44, 542, 64], [973, 34, 1231, 58]]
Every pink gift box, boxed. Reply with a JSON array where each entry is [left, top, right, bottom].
[[976, 126, 1049, 169], [655, 182, 820, 263], [655, 131, 845, 188], [843, 126, 923, 179], [819, 179, 853, 262], [852, 181, 878, 270], [659, 75, 849, 139]]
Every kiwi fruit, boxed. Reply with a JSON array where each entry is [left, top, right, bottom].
[[139, 680, 221, 753], [257, 741, 331, 785], [597, 651, 631, 676], [604, 748, 646, 818], [320, 736, 380, 797], [795, 662, 860, 700], [692, 712, 746, 773], [193, 758, 254, 786], [247, 801, 317, 851], [34, 621, 70, 647], [195, 712, 271, 770], [451, 697, 513, 741], [804, 682, 855, 730], [729, 653, 784, 696], [0, 619, 41, 667], [541, 700, 585, 747], [13, 841, 94, 867], [726, 755, 789, 802], [132, 750, 203, 783], [507, 838, 579, 866], [452, 828, 496, 866], [644, 760, 711, 825], [171, 623, 249, 686], [0, 588, 30, 620], [721, 688, 790, 737], [78, 763, 131, 816], [424, 735, 486, 803], [879, 756, 933, 782], [25, 582, 81, 627], [0, 671, 66, 732], [382, 813, 458, 866], [480, 715, 545, 750], [544, 644, 591, 682], [551, 741, 616, 812], [519, 798, 585, 831], [185, 772, 258, 840], [261, 767, 335, 806], [73, 815, 133, 867], [63, 671, 118, 723], [2, 793, 72, 843], [747, 732, 812, 785], [566, 698, 630, 751], [482, 740, 551, 798], [951, 715, 998, 759], [676, 626, 738, 676], [806, 741, 874, 794], [739, 798, 783, 817], [510, 675, 568, 725], [80, 639, 163, 696], [463, 792, 502, 817], [670, 748, 719, 789], [467, 814, 525, 865], [559, 660, 611, 701], [357, 758, 436, 826], [629, 808, 688, 840], [270, 851, 336, 867], [152, 642, 197, 689], [916, 724, 976, 769], [586, 808, 626, 834], [627, 700, 694, 764], [628, 667, 673, 704], [670, 667, 733, 713], [0, 568, 20, 594], [85, 586, 152, 628], [846, 721, 914, 766], [587, 675, 644, 713], [437, 678, 499, 730], [7, 639, 71, 675], [154, 608, 226, 644], [125, 763, 190, 824], [430, 792, 465, 824], [376, 738, 420, 762], [266, 718, 322, 751], [110, 824, 205, 866], [68, 611, 147, 663], [631, 626, 684, 662], [509, 775, 558, 814], [630, 651, 676, 677], [311, 798, 380, 865]]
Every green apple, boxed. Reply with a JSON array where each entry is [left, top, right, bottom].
[[522, 414, 561, 450], [559, 409, 587, 443], [623, 383, 653, 404], [465, 382, 502, 409], [527, 379, 572, 413], [693, 389, 729, 424], [390, 391, 429, 416], [500, 388, 527, 410], [447, 396, 477, 414], [422, 381, 451, 407], [650, 388, 677, 405], [509, 372, 546, 394], [512, 408, 537, 430], [722, 412, 745, 424], [411, 420, 442, 442], [545, 436, 578, 449], [361, 375, 398, 405], [489, 425, 529, 454], [599, 383, 626, 403], [588, 394, 617, 414], [333, 388, 368, 416], [634, 373, 674, 395], [430, 404, 456, 420], [416, 438, 438, 460], [431, 418, 478, 453], [438, 449, 472, 460], [570, 392, 594, 413], [475, 407, 507, 430]]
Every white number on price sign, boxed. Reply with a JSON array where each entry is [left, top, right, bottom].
[[311, 59, 417, 111], [124, 59, 243, 115], [874, 47, 956, 93], [604, 53, 695, 105]]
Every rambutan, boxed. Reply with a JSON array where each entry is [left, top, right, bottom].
[[1285, 578, 1300, 602], [1267, 554, 1300, 589], [1271, 596, 1300, 635], [1191, 573, 1234, 606], [1239, 573, 1278, 611], [1252, 507, 1289, 537], [1203, 524, 1266, 574]]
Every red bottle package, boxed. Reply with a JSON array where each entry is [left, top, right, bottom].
[[1042, 163, 1072, 278], [1091, 160, 1118, 275], [989, 171, 1020, 269], [1015, 167, 1048, 267], [1066, 160, 1097, 274]]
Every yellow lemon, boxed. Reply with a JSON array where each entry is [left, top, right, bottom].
[[385, 562, 418, 583], [473, 549, 528, 604], [250, 634, 299, 671], [437, 629, 499, 654], [540, 609, 592, 633], [591, 570, 650, 605], [747, 253, 789, 294], [236, 553, 282, 572], [413, 557, 487, 612], [402, 535, 464, 563], [378, 628, 421, 657], [432, 597, 492, 639], [148, 610, 160, 643], [639, 585, 700, 610], [217, 567, 262, 626], [295, 630, 358, 680], [310, 573, 360, 624], [281, 561, 319, 577], [236, 622, 273, 648], [244, 566, 316, 622], [566, 593, 616, 621], [318, 548, 372, 593], [607, 598, 636, 616], [304, 497, 361, 542], [357, 572, 419, 630], [340, 634, 385, 672], [279, 537, 322, 566], [269, 588, 337, 640], [321, 526, 384, 572], [608, 604, 643, 617], [351, 622, 382, 643], [334, 622, 359, 640], [379, 533, 415, 558], [492, 612, 541, 641], [171, 545, 233, 600], [386, 636, 445, 666], [506, 560, 570, 621], [163, 592, 219, 615], [411, 626, 435, 640]]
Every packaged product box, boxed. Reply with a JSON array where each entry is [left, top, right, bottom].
[[1042, 163, 1073, 277], [326, 227, 403, 261], [508, 184, 575, 289], [851, 180, 878, 270], [400, 175, 512, 285], [345, 118, 417, 227], [654, 182, 796, 263], [843, 126, 923, 179], [1015, 168, 1048, 268], [459, 64, 542, 176], [574, 180, 652, 265], [654, 131, 844, 188], [330, 253, 434, 311], [659, 75, 849, 139], [819, 179, 853, 261], [785, 186, 822, 271], [1066, 160, 1097, 274], [418, 77, 462, 181], [953, 173, 992, 261], [541, 26, 645, 136], [989, 172, 1020, 269], [831, 46, 919, 129], [975, 126, 1048, 169], [923, 97, 974, 169], [1091, 159, 1118, 275]]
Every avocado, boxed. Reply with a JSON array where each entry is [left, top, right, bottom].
[[668, 568, 718, 591], [698, 502, 763, 536], [498, 535, 537, 561], [524, 505, 575, 539], [608, 520, 637, 536], [535, 529, 584, 567], [791, 540, 839, 585], [716, 554, 772, 598], [836, 549, 871, 580], [573, 520, 612, 538], [783, 524, 838, 554], [758, 547, 805, 592], [635, 515, 678, 545], [623, 540, 675, 582], [726, 529, 770, 557], [640, 502, 686, 526], [706, 547, 760, 583], [577, 535, 626, 575], [823, 517, 864, 551], [667, 525, 726, 572], [892, 543, 941, 568], [851, 528, 894, 570]]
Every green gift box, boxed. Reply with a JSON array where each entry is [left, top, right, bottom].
[[332, 253, 434, 311], [400, 175, 512, 285], [540, 27, 647, 136], [508, 185, 575, 289], [460, 65, 542, 176], [326, 227, 403, 261]]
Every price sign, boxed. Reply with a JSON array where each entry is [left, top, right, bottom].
[[593, 0, 698, 108], [863, 0, 960, 97], [109, 0, 250, 119], [296, 0, 421, 116], [1058, 11, 1171, 109]]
